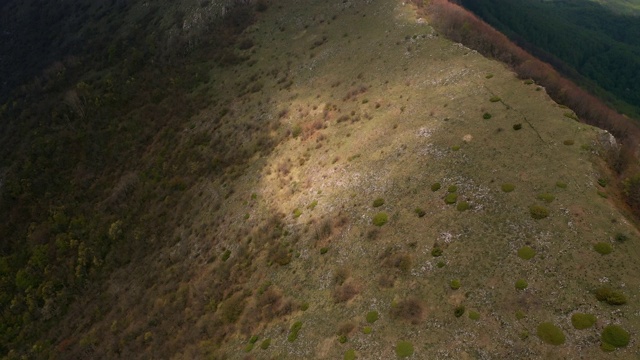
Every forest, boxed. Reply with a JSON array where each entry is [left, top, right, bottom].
[[456, 0, 640, 119]]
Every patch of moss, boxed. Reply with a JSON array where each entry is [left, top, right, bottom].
[[344, 349, 356, 360], [529, 205, 549, 219], [537, 193, 555, 203], [594, 242, 612, 255], [556, 181, 567, 189], [515, 310, 526, 320], [373, 198, 385, 207], [468, 311, 480, 320], [515, 279, 528, 290], [362, 326, 372, 334], [563, 139, 574, 145], [517, 246, 536, 260], [601, 325, 630, 348], [300, 302, 309, 311], [489, 96, 501, 102], [595, 287, 627, 305], [366, 311, 379, 323], [287, 321, 303, 342], [456, 201, 469, 211], [486, 74, 494, 79], [372, 213, 388, 226], [431, 182, 441, 191], [444, 193, 458, 205], [451, 145, 461, 151], [571, 313, 596, 330], [536, 322, 566, 345], [395, 341, 414, 358], [448, 185, 458, 193], [454, 305, 465, 317], [450, 279, 461, 290], [501, 183, 515, 192]]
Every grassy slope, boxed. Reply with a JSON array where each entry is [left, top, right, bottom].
[[40, 0, 640, 359]]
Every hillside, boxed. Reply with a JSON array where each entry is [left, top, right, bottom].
[[456, 0, 640, 119], [2, 0, 640, 359]]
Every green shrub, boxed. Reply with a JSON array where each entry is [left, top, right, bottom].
[[501, 183, 515, 192], [445, 193, 458, 204], [288, 321, 303, 342], [456, 201, 469, 211], [436, 261, 445, 268], [249, 335, 259, 344], [320, 247, 329, 254], [338, 335, 348, 344], [454, 305, 465, 317], [536, 322, 566, 345], [556, 181, 567, 189], [431, 246, 443, 257], [601, 325, 630, 348], [594, 242, 612, 255], [486, 74, 494, 79], [244, 343, 254, 352], [515, 310, 526, 320], [362, 326, 372, 334], [489, 96, 501, 102], [366, 311, 379, 323], [513, 123, 522, 130], [307, 200, 318, 210], [595, 287, 627, 305], [483, 112, 492, 119], [571, 313, 596, 330], [563, 139, 574, 145], [601, 342, 616, 352], [300, 302, 309, 311], [221, 249, 231, 261], [517, 246, 536, 260], [451, 145, 461, 151], [450, 279, 461, 290], [598, 178, 608, 187], [260, 338, 271, 349], [524, 79, 534, 85], [344, 349, 356, 360], [293, 208, 302, 218], [448, 185, 458, 193], [537, 193, 555, 203], [431, 182, 441, 191], [529, 205, 549, 219], [515, 279, 528, 290], [372, 213, 388, 226], [597, 191, 608, 198], [395, 341, 414, 358], [615, 233, 629, 242], [373, 198, 385, 207], [468, 311, 480, 320], [414, 208, 426, 217]]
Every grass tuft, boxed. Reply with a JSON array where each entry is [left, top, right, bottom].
[[450, 279, 461, 290], [593, 242, 612, 255], [456, 201, 470, 211], [601, 325, 630, 348], [373, 198, 385, 207], [595, 286, 627, 305], [372, 213, 388, 226], [517, 246, 536, 260], [515, 279, 528, 290], [529, 205, 549, 219], [501, 183, 515, 192], [571, 313, 596, 330], [431, 182, 441, 191], [444, 193, 458, 204], [536, 322, 566, 345], [287, 321, 303, 342], [366, 311, 379, 323], [395, 341, 414, 358]]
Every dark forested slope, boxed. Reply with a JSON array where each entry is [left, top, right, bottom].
[[457, 0, 640, 118]]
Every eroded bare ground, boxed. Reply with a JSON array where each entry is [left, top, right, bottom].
[[54, 0, 640, 358]]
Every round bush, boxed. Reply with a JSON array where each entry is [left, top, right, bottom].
[[450, 279, 461, 290], [448, 185, 458, 193], [571, 313, 596, 330], [373, 198, 385, 207], [372, 213, 388, 226], [344, 349, 356, 360], [431, 247, 443, 257], [529, 205, 549, 219], [395, 340, 414, 358], [515, 279, 528, 290], [454, 305, 465, 317], [595, 286, 627, 305], [537, 193, 555, 203], [601, 325, 630, 348], [593, 242, 612, 255], [483, 112, 492, 119], [517, 246, 536, 260], [513, 123, 522, 130], [501, 183, 515, 192], [468, 311, 480, 320], [366, 311, 379, 323], [556, 181, 567, 189], [362, 326, 372, 334], [431, 182, 441, 191], [445, 193, 458, 205], [456, 201, 470, 212], [536, 322, 566, 345]]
